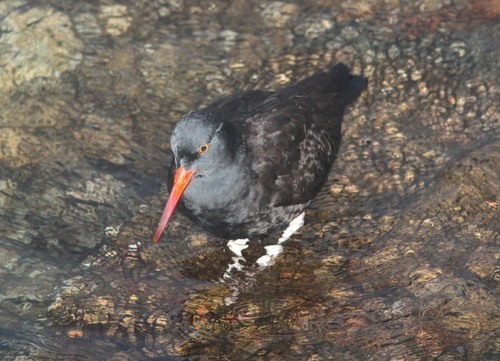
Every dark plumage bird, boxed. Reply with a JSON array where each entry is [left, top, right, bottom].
[[154, 63, 367, 243]]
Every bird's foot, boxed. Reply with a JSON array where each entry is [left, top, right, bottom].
[[256, 211, 305, 267], [226, 238, 249, 257], [277, 211, 305, 244], [255, 244, 283, 267], [222, 212, 305, 302], [222, 238, 256, 304], [223, 238, 249, 280]]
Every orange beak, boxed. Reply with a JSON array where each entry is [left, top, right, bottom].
[[153, 167, 196, 243]]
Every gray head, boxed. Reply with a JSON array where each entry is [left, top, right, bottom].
[[153, 110, 242, 242], [170, 111, 240, 177]]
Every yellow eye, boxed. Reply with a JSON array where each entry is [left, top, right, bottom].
[[197, 144, 209, 155]]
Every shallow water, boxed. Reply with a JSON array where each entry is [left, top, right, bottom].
[[0, 0, 498, 360]]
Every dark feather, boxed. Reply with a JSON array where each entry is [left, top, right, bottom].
[[243, 63, 367, 207], [165, 63, 368, 239]]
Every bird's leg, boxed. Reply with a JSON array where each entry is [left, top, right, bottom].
[[223, 238, 250, 279], [256, 211, 305, 267]]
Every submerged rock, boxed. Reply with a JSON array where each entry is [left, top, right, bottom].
[[0, 0, 498, 359], [0, 1, 83, 90], [47, 136, 499, 359]]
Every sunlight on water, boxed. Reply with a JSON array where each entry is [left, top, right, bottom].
[[0, 0, 498, 360]]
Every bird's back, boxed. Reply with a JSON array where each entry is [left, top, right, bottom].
[[174, 63, 367, 239], [244, 63, 368, 210]]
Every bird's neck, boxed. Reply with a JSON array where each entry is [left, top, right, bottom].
[[183, 155, 252, 212]]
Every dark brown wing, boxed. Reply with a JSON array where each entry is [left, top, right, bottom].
[[244, 64, 367, 207], [245, 96, 337, 207]]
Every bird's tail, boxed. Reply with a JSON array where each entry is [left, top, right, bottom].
[[329, 63, 368, 105]]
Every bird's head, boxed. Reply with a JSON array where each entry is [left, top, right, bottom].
[[153, 111, 236, 243]]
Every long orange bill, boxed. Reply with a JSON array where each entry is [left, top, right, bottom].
[[153, 167, 196, 243]]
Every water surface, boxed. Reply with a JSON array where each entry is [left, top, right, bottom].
[[0, 0, 498, 360]]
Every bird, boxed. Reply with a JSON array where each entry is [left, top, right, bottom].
[[153, 63, 367, 268]]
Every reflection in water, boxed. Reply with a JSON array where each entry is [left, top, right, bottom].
[[0, 0, 498, 360]]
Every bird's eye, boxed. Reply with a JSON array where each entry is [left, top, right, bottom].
[[197, 144, 209, 155]]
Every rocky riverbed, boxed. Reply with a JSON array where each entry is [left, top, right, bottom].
[[0, 0, 498, 360]]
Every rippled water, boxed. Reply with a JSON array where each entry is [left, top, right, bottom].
[[0, 0, 498, 360]]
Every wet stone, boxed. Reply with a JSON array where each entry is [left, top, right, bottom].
[[340, 26, 359, 40], [0, 246, 19, 273], [99, 4, 133, 36], [387, 44, 400, 60], [294, 15, 334, 40], [0, 1, 83, 90], [260, 2, 300, 28], [0, 0, 498, 360]]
